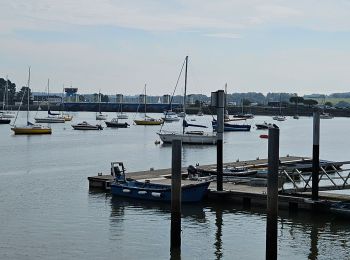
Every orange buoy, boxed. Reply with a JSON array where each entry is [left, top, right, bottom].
[[260, 134, 269, 139]]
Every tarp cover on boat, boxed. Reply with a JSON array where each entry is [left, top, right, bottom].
[[183, 120, 207, 128]]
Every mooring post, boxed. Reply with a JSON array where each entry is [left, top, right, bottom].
[[171, 139, 182, 252], [216, 90, 225, 191], [312, 111, 320, 201], [266, 126, 279, 260]]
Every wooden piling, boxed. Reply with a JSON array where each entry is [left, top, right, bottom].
[[312, 111, 320, 201], [216, 90, 225, 191], [266, 126, 279, 260], [171, 139, 182, 251]]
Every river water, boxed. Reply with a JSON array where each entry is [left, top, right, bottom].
[[0, 111, 349, 259]]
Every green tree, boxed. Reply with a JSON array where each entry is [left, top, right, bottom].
[[289, 96, 304, 105], [324, 101, 333, 107], [0, 78, 16, 105], [303, 99, 318, 107], [242, 99, 251, 106], [16, 86, 33, 104]]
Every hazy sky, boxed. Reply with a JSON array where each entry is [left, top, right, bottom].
[[1, 1, 350, 95]]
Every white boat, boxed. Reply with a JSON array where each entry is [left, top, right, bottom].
[[1, 77, 15, 118], [96, 112, 108, 120], [96, 91, 107, 120], [272, 115, 286, 121], [116, 99, 128, 119], [72, 121, 103, 130], [0, 111, 15, 118], [320, 113, 334, 119], [117, 113, 128, 119], [177, 111, 186, 118], [163, 110, 176, 116], [162, 114, 180, 122], [272, 94, 286, 121], [34, 79, 65, 123], [158, 130, 216, 144], [157, 56, 216, 145]]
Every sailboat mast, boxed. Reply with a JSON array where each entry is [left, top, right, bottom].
[[27, 67, 31, 124], [47, 78, 50, 112], [98, 90, 101, 113], [144, 84, 147, 117], [183, 56, 188, 134], [5, 75, 9, 111]]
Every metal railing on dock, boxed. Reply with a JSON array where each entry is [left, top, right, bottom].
[[281, 161, 350, 193]]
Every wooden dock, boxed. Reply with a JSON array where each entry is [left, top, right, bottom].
[[88, 155, 350, 213]]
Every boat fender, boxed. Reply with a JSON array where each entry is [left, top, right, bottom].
[[138, 191, 147, 195], [151, 192, 162, 198], [122, 189, 131, 193]]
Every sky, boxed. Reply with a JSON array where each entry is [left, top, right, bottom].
[[1, 0, 350, 96]]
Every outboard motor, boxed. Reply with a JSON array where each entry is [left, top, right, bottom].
[[187, 165, 198, 179]]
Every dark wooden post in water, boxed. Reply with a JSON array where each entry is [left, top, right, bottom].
[[266, 126, 279, 260], [212, 90, 225, 191], [312, 111, 320, 201], [171, 139, 182, 253]]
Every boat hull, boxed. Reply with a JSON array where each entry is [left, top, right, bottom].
[[157, 131, 217, 144], [0, 118, 11, 124], [11, 127, 52, 135], [117, 114, 128, 119], [111, 181, 210, 202], [0, 113, 15, 118], [212, 122, 251, 132], [105, 121, 129, 128], [35, 117, 65, 123], [72, 125, 102, 130], [134, 119, 163, 125]]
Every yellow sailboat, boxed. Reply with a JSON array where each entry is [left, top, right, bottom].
[[134, 84, 163, 126], [11, 67, 52, 135]]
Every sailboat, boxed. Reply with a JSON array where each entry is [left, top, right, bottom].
[[134, 84, 163, 125], [0, 77, 15, 118], [11, 68, 52, 135], [233, 98, 254, 119], [61, 86, 73, 121], [116, 97, 128, 119], [157, 56, 217, 144], [96, 91, 108, 120], [35, 79, 65, 123], [272, 93, 286, 121]]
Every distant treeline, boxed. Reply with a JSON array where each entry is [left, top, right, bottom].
[[2, 76, 350, 108]]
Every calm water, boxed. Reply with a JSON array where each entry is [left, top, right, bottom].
[[1, 111, 350, 259]]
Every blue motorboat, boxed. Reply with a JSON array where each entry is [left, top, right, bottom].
[[212, 120, 251, 132], [110, 162, 211, 202]]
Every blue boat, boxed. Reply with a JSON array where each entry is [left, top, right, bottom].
[[212, 120, 251, 132], [110, 162, 211, 203]]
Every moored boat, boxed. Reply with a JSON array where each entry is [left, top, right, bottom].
[[157, 56, 216, 144], [0, 117, 11, 124], [110, 162, 210, 202], [11, 68, 52, 135], [256, 122, 274, 130], [212, 120, 251, 132], [12, 124, 52, 135], [105, 118, 129, 128], [72, 121, 103, 130]]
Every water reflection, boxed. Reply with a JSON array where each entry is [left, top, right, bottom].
[[88, 192, 350, 259], [109, 197, 207, 222]]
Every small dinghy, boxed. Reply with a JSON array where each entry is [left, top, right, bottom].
[[110, 162, 211, 202]]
